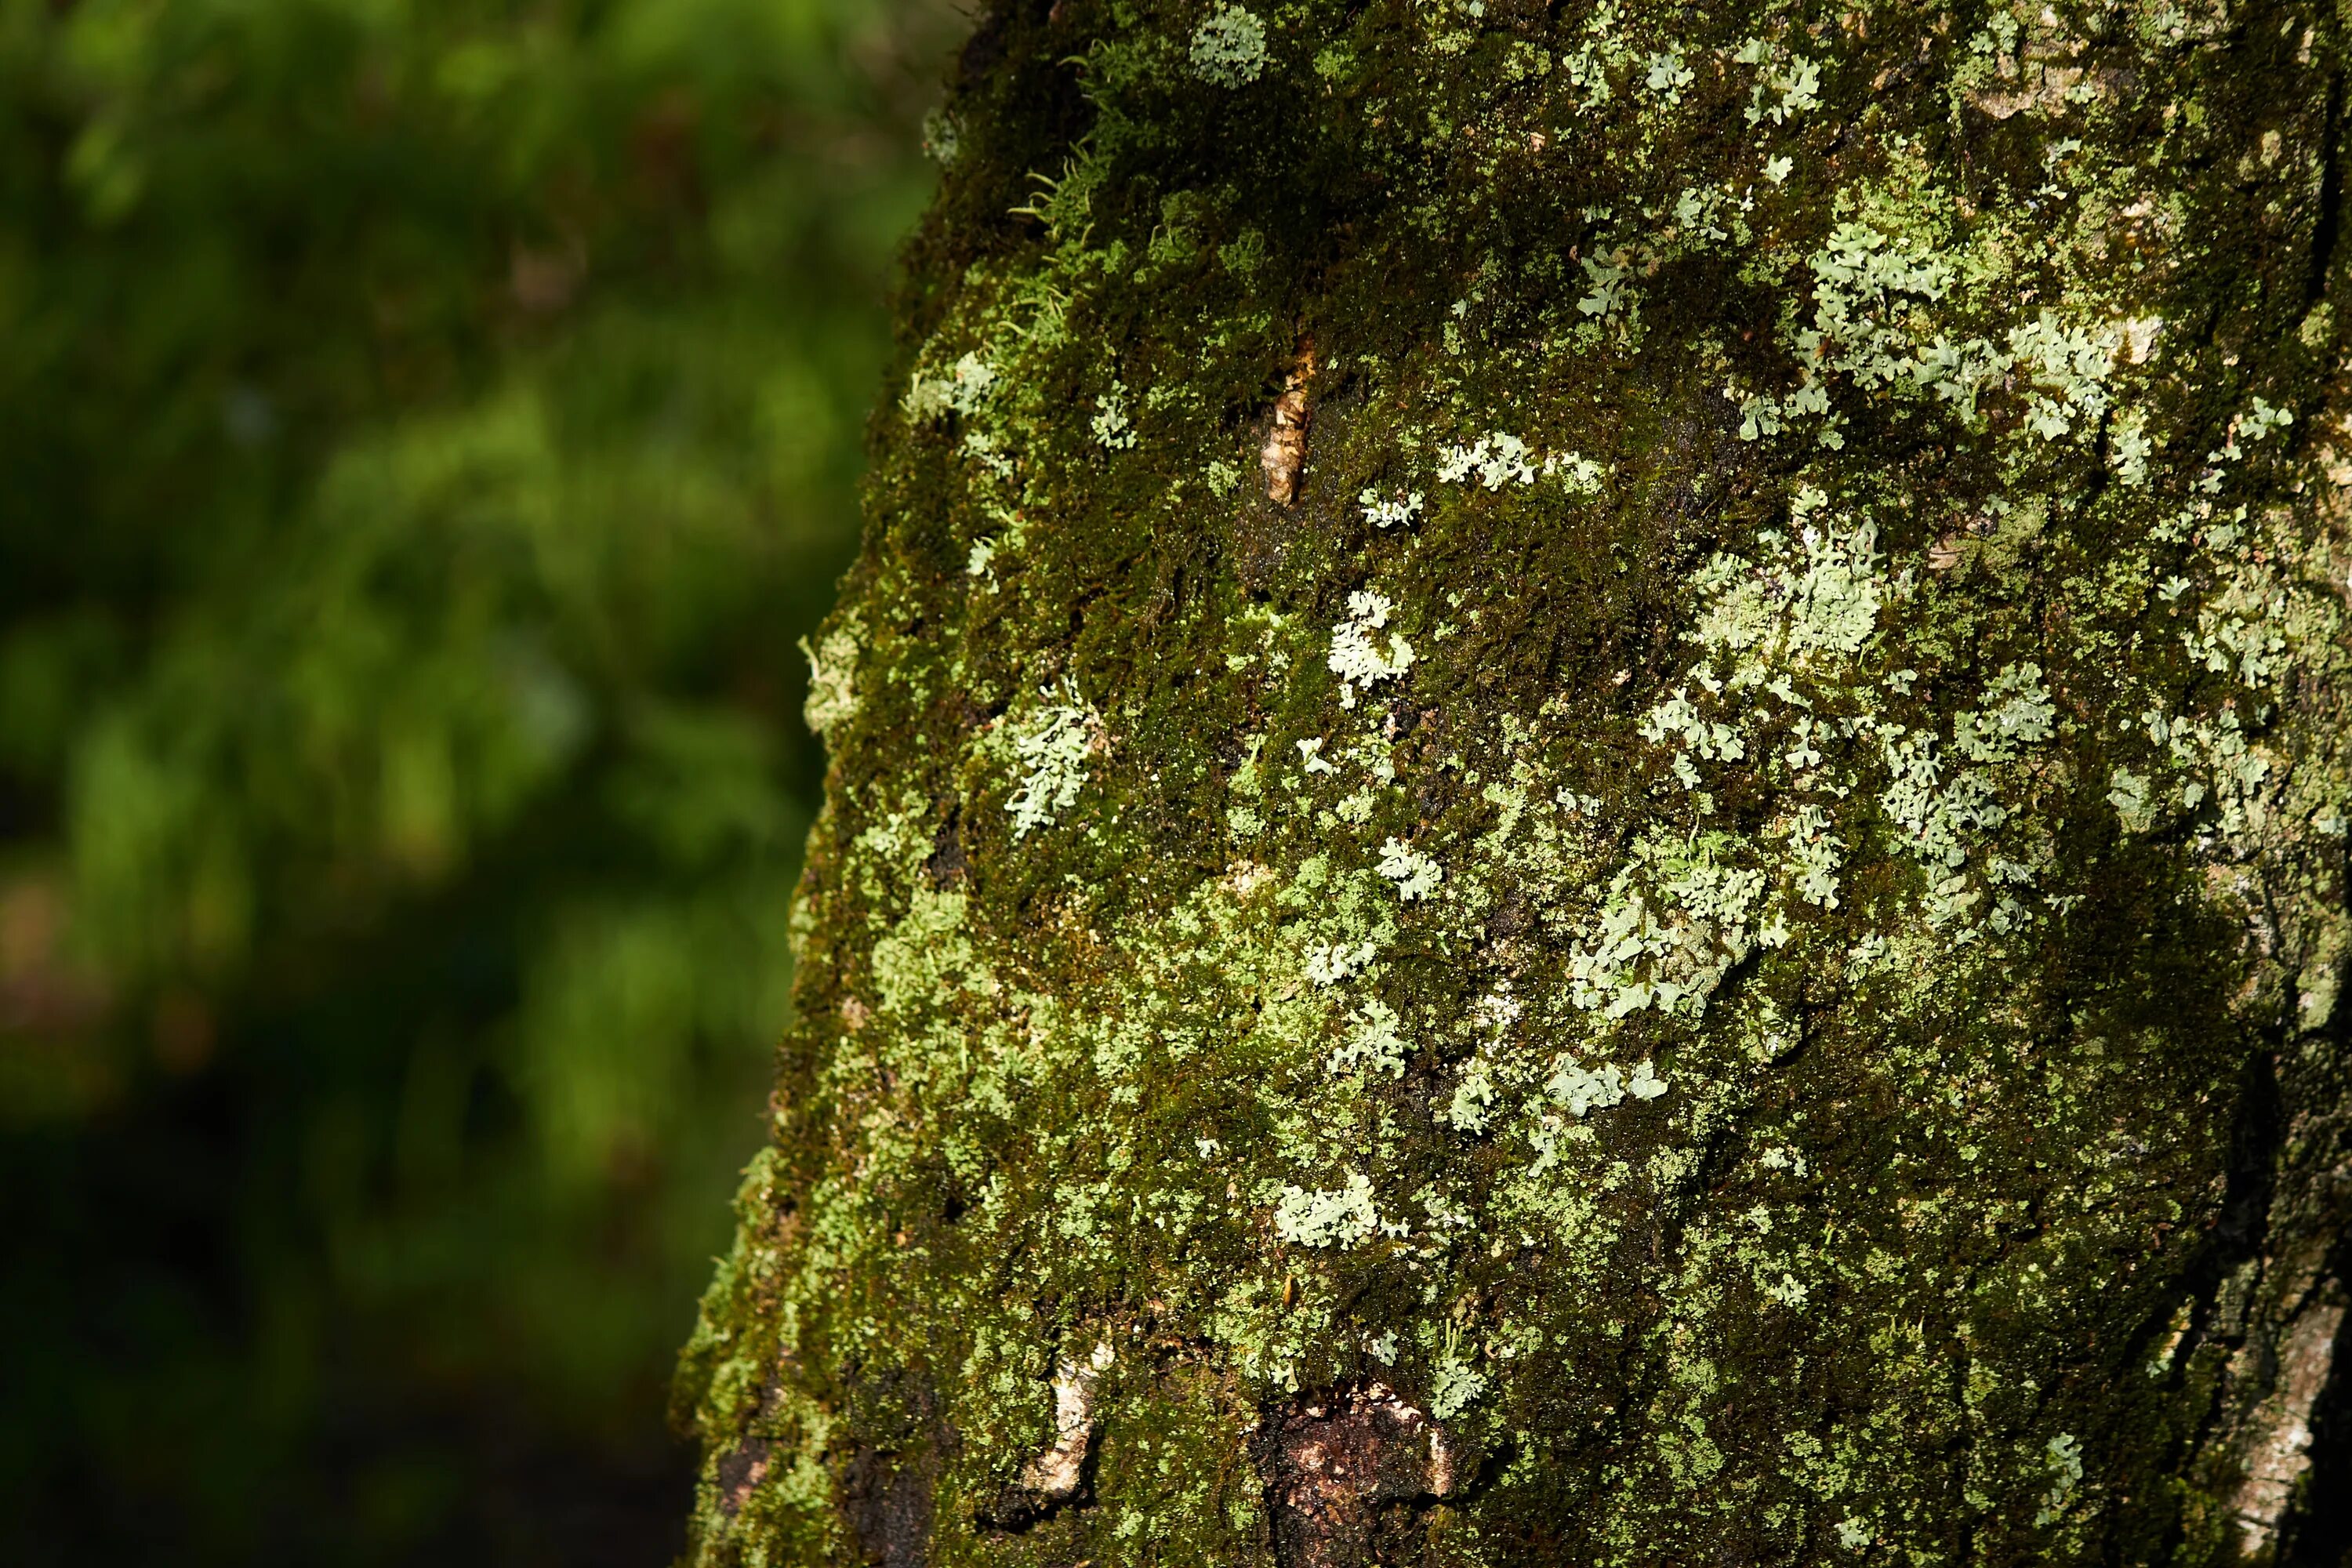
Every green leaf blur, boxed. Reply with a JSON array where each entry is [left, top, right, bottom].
[[0, 0, 955, 1560]]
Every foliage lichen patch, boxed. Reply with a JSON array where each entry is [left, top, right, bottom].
[[1189, 3, 1269, 89], [1005, 679, 1096, 839]]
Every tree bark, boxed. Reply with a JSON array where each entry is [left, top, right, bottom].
[[674, 1, 2352, 1563]]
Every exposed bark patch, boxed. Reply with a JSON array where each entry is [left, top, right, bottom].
[[1261, 336, 1317, 506], [842, 1445, 937, 1568], [927, 804, 968, 887], [1251, 1384, 1464, 1568], [1017, 1345, 1110, 1498], [980, 1343, 1112, 1531], [716, 1439, 772, 1517], [2234, 1284, 2348, 1557], [2281, 1269, 2352, 1566], [2303, 71, 2346, 313]]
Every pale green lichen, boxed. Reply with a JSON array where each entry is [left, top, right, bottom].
[[1006, 680, 1094, 838], [1272, 1171, 1387, 1247], [1326, 590, 1416, 706], [1358, 487, 1425, 528], [2035, 1433, 2086, 1526], [1189, 3, 1269, 88], [1374, 837, 1442, 900], [902, 349, 997, 423], [1091, 380, 1138, 450], [799, 624, 860, 736], [1435, 430, 1537, 488], [920, 105, 961, 167], [1427, 1333, 1489, 1420], [1327, 999, 1407, 1078]]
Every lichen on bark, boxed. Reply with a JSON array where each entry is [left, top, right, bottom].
[[673, 1, 2352, 1563]]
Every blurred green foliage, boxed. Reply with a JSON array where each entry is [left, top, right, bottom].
[[0, 0, 956, 1560]]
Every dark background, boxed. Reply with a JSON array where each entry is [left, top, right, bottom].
[[0, 0, 964, 1560]]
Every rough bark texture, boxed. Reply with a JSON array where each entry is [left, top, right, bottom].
[[673, 1, 2352, 1563]]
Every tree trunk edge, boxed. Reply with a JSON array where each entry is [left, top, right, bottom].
[[677, 2, 2352, 1563]]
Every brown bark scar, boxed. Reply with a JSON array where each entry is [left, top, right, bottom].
[[1261, 334, 1318, 506], [1254, 1383, 1463, 1568]]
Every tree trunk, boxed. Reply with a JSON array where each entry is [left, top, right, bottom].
[[673, 2, 2352, 1562]]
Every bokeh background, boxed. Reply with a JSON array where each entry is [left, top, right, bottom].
[[0, 0, 964, 1561]]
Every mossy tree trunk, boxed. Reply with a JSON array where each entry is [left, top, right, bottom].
[[673, 1, 2352, 1563]]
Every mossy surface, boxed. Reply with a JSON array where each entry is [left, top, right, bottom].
[[676, 2, 2352, 1563]]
